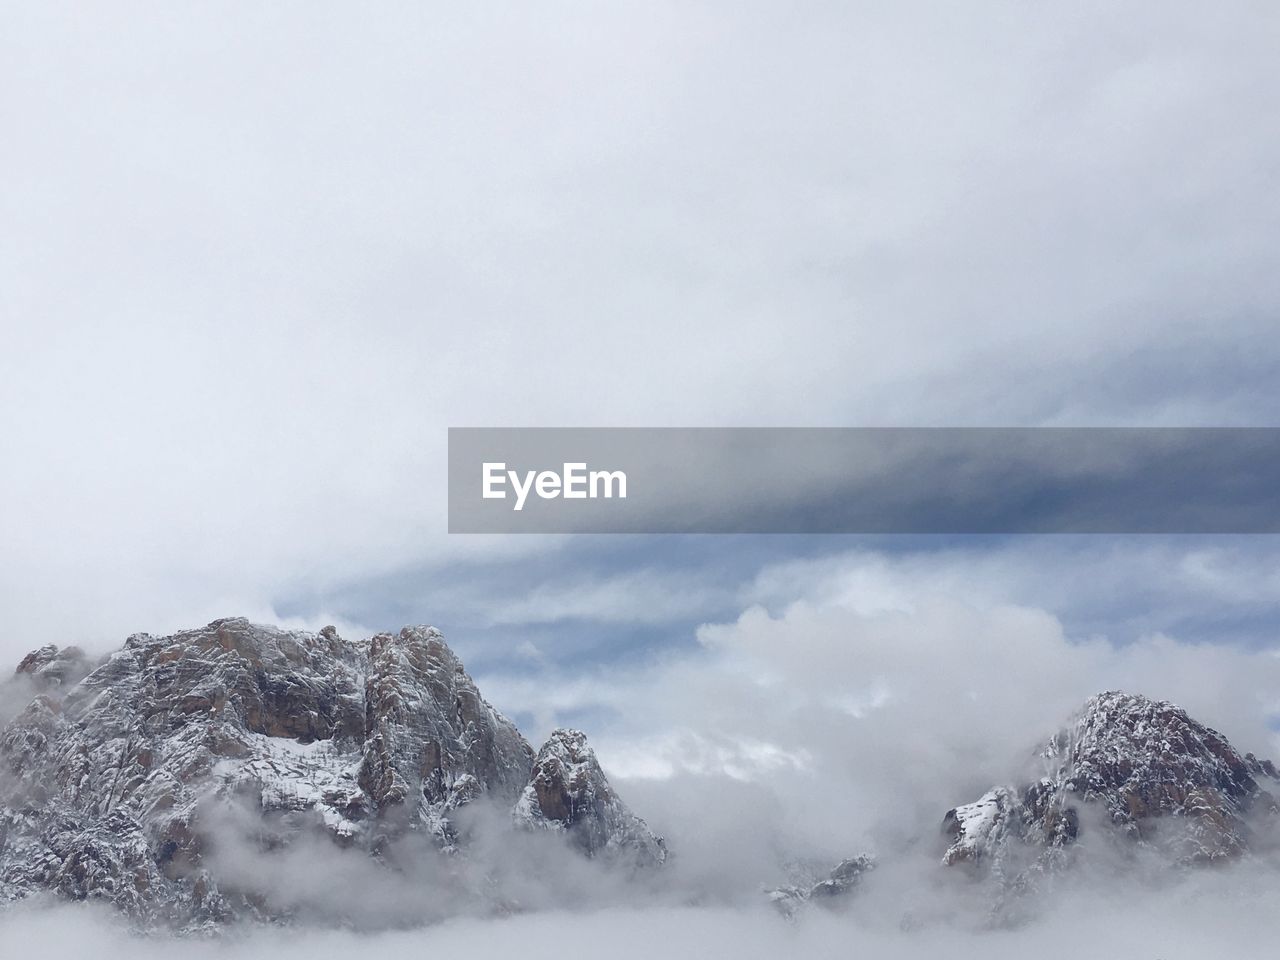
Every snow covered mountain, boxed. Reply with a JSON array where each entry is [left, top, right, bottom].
[[4, 620, 1277, 931], [514, 728, 667, 868], [0, 618, 665, 929], [942, 691, 1280, 889]]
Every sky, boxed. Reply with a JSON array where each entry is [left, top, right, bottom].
[[4, 0, 1280, 887], [5, 2, 1280, 954], [5, 4, 1278, 644]]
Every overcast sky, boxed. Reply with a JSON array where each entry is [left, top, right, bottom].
[[3, 1, 1280, 744], [8, 6, 1280, 957]]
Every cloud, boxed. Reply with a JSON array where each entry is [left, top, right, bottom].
[[4, 1, 1280, 951], [3, 1, 1280, 653], [476, 548, 1280, 875], [6, 873, 1280, 960], [8, 537, 1280, 948], [481, 569, 730, 627], [739, 538, 1280, 644], [190, 793, 670, 929]]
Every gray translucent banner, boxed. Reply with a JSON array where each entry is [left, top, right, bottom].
[[447, 428, 1280, 534]]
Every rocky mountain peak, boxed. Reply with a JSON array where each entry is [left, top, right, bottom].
[[767, 854, 877, 917], [0, 618, 661, 929], [358, 623, 534, 842], [514, 728, 667, 868], [942, 689, 1280, 882], [14, 643, 92, 690]]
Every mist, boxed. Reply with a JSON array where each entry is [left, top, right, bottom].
[[5, 0, 1280, 951], [5, 860, 1280, 960], [5, 0, 1280, 656], [6, 573, 1280, 953]]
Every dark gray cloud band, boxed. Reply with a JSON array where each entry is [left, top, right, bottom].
[[449, 428, 1280, 534]]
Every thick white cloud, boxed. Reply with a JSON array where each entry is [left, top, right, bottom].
[[6, 875, 1280, 960], [477, 546, 1280, 878], [6, 577, 1280, 950], [3, 1, 1280, 652]]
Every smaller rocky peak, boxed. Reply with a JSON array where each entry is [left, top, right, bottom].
[[358, 626, 533, 823], [375, 624, 446, 647], [767, 854, 876, 917], [811, 854, 876, 899], [369, 625, 460, 677], [941, 786, 1044, 867], [1246, 752, 1280, 780], [521, 729, 615, 824], [526, 729, 603, 813], [314, 624, 346, 656], [15, 644, 57, 674], [399, 624, 445, 644], [14, 644, 92, 690], [941, 690, 1280, 885], [515, 728, 667, 868]]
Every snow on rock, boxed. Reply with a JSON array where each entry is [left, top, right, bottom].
[[941, 787, 1025, 866], [13, 644, 95, 690], [356, 625, 534, 849], [941, 690, 1280, 885], [0, 618, 657, 928], [514, 728, 667, 868], [767, 854, 876, 917]]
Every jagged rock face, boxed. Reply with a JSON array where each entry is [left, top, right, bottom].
[[1, 618, 377, 928], [0, 618, 660, 929], [13, 644, 93, 691], [767, 854, 876, 917], [942, 787, 1038, 868], [514, 728, 666, 868], [942, 691, 1280, 881], [357, 625, 534, 846], [811, 855, 876, 898]]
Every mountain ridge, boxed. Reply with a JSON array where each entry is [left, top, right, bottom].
[[0, 617, 665, 930], [3, 619, 1278, 931], [941, 689, 1280, 899]]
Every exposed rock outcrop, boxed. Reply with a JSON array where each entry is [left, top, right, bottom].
[[13, 644, 94, 690], [767, 854, 876, 917], [942, 691, 1280, 891], [356, 625, 534, 848], [514, 728, 667, 868], [0, 618, 659, 929]]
